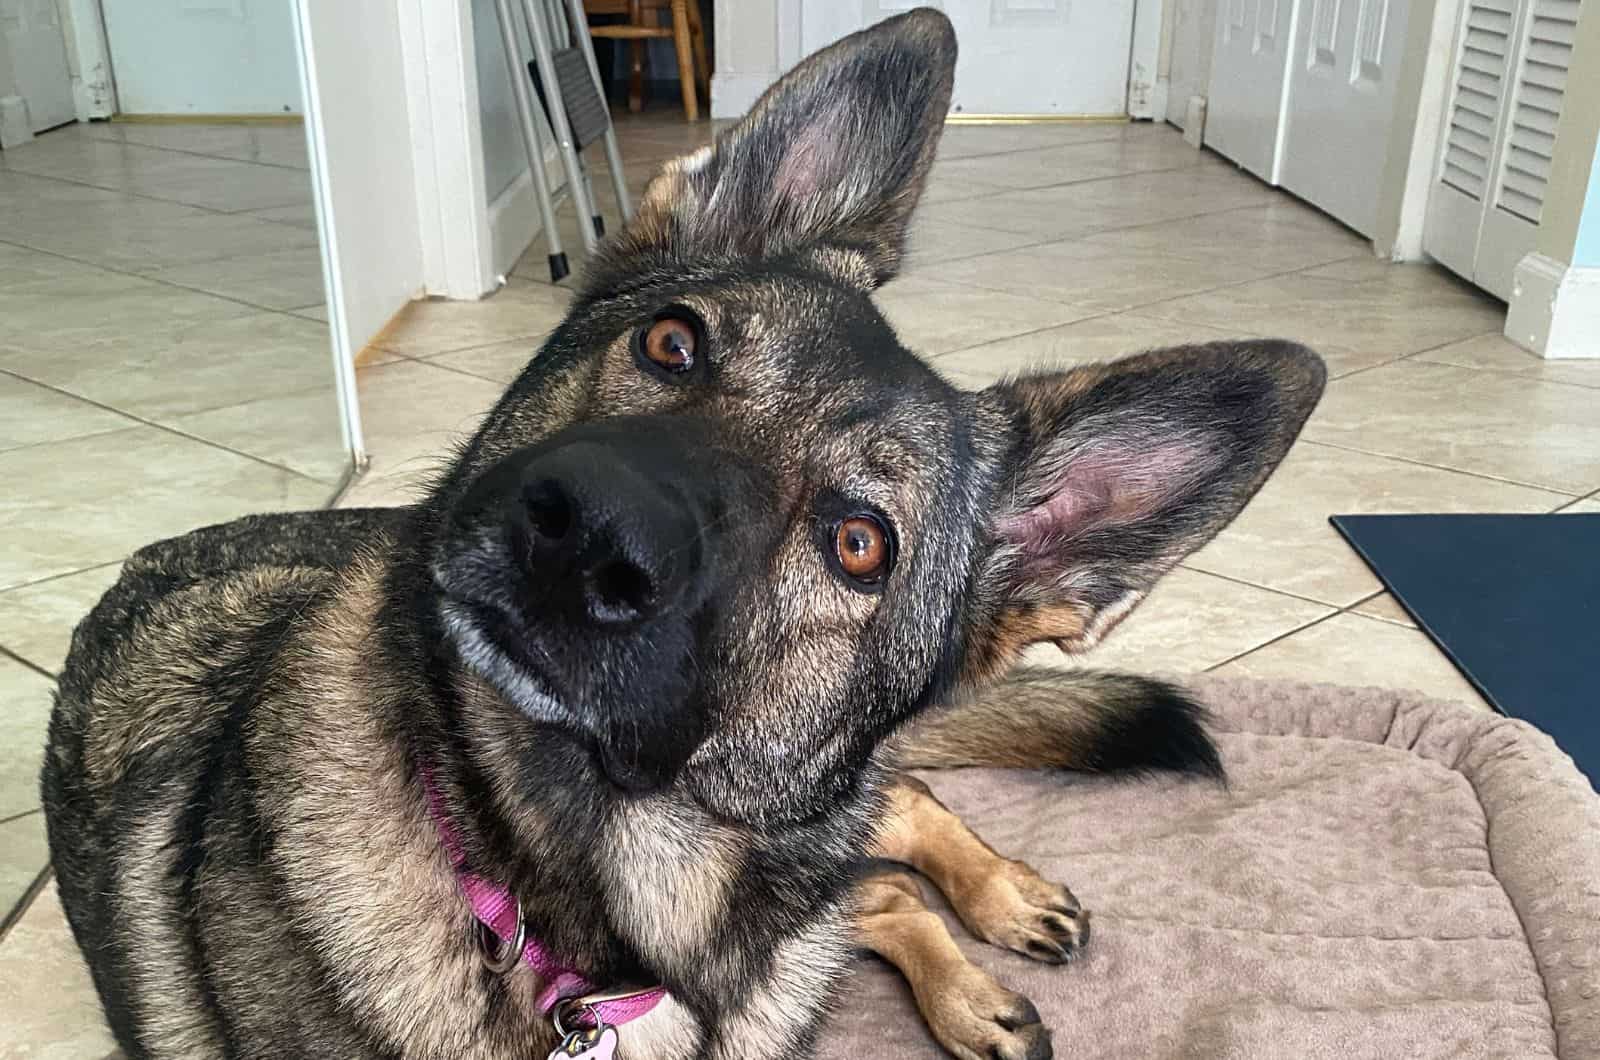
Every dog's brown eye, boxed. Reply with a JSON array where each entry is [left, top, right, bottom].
[[641, 317, 696, 372], [836, 516, 890, 584]]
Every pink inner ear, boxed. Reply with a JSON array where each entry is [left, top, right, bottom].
[[999, 437, 1218, 557], [771, 125, 830, 207]]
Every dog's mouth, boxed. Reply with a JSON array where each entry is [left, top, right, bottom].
[[437, 587, 708, 796], [437, 594, 580, 728]]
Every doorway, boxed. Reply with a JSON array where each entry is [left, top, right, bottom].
[[794, 0, 1141, 117]]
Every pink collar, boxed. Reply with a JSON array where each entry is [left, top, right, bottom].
[[420, 764, 666, 1029]]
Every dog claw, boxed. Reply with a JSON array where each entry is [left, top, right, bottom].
[[954, 859, 1091, 964], [924, 962, 1051, 1060]]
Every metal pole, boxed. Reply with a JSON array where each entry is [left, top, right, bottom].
[[520, 0, 601, 251], [561, 0, 633, 221], [492, 0, 570, 281]]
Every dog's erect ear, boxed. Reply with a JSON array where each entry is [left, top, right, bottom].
[[964, 341, 1326, 678], [609, 8, 955, 285]]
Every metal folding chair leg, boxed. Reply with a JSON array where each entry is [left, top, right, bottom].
[[491, 0, 568, 282]]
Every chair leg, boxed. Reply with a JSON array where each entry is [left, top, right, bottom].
[[628, 39, 646, 113], [687, 1, 711, 90], [670, 0, 699, 121]]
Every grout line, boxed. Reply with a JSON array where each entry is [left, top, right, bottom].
[[1400, 348, 1600, 392], [374, 328, 555, 366], [933, 127, 1133, 162], [0, 643, 56, 681], [918, 191, 1216, 243], [1202, 610, 1343, 673], [0, 161, 309, 219], [0, 368, 341, 488], [0, 233, 319, 318], [73, 126, 310, 173], [910, 212, 1378, 319], [1300, 437, 1583, 497], [0, 560, 122, 597], [1343, 588, 1387, 611], [0, 806, 45, 827], [935, 136, 1228, 186], [1174, 566, 1347, 610], [0, 863, 54, 946], [1552, 491, 1598, 513]]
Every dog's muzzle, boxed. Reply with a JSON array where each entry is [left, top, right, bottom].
[[435, 417, 772, 794]]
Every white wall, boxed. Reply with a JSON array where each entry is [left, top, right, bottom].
[[297, 0, 424, 362], [475, 0, 536, 202], [711, 0, 780, 119], [100, 0, 302, 115]]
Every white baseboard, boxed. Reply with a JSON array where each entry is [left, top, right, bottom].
[[487, 146, 571, 283], [711, 72, 775, 120], [1506, 253, 1600, 360], [1181, 96, 1206, 148], [0, 97, 34, 149], [488, 170, 537, 282]]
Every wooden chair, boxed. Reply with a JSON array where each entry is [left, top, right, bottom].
[[583, 0, 710, 121]]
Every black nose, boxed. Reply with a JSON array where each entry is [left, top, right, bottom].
[[513, 443, 702, 628]]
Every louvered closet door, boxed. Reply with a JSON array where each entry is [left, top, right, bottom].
[[1424, 0, 1579, 300], [1475, 0, 1579, 296]]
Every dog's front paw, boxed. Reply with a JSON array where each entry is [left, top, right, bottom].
[[916, 963, 1051, 1060], [953, 859, 1089, 964]]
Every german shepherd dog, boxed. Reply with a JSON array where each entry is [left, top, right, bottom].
[[42, 9, 1324, 1059]]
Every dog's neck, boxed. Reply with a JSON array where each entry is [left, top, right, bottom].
[[361, 537, 888, 1047]]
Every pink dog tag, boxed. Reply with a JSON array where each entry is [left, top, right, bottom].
[[547, 1025, 619, 1060]]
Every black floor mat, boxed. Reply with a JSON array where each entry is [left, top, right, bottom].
[[1331, 513, 1600, 777]]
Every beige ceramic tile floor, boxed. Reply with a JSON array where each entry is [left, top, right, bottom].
[[5, 110, 1599, 1051], [0, 120, 350, 943]]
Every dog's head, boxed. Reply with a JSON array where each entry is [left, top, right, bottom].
[[428, 8, 1324, 824]]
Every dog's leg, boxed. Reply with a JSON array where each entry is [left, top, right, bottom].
[[874, 775, 1089, 963], [857, 871, 1050, 1060]]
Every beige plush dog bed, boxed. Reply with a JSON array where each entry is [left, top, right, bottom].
[[820, 678, 1600, 1059]]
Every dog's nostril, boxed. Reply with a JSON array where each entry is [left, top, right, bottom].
[[525, 480, 574, 542], [588, 559, 654, 621]]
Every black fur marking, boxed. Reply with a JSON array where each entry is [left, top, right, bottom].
[[1083, 678, 1226, 783]]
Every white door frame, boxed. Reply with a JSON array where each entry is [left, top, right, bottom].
[[1128, 0, 1167, 119], [1373, 0, 1466, 261], [56, 0, 499, 302], [395, 0, 499, 299], [59, 0, 116, 119]]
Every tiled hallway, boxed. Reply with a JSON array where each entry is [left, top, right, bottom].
[[3, 111, 1600, 1051], [1, 120, 352, 987]]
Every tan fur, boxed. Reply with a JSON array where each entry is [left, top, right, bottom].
[[120, 800, 226, 1056], [873, 776, 1087, 958], [603, 795, 747, 972], [78, 567, 323, 787], [976, 603, 1089, 675], [266, 557, 547, 1058], [857, 870, 1049, 1060], [710, 909, 856, 1059], [894, 667, 1171, 771]]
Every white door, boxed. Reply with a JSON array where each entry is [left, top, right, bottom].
[[1205, 0, 1299, 181], [1424, 0, 1579, 300], [0, 0, 76, 131], [800, 0, 1136, 117], [1278, 0, 1417, 235], [100, 0, 301, 115]]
